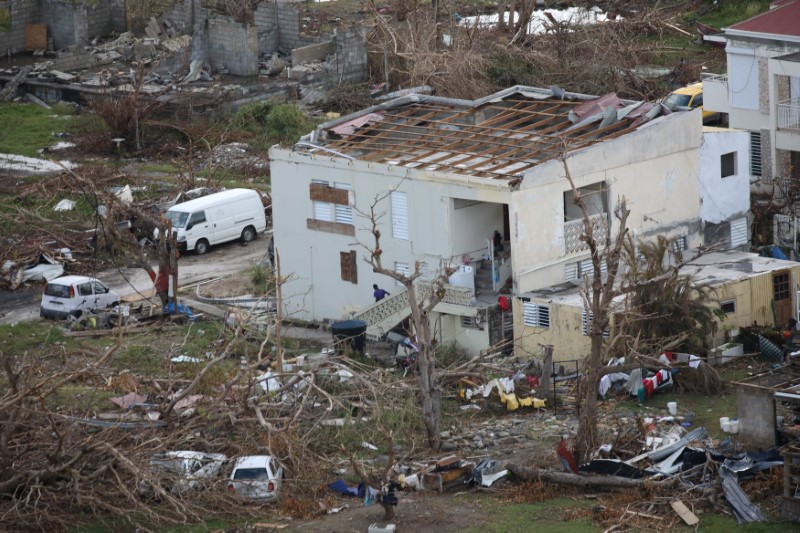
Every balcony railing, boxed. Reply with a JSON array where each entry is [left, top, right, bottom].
[[564, 213, 609, 254], [778, 98, 800, 131]]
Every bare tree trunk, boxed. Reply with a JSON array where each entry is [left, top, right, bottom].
[[408, 288, 441, 450], [507, 463, 682, 490], [539, 344, 553, 398]]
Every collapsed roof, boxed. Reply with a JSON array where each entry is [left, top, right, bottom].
[[298, 85, 668, 180]]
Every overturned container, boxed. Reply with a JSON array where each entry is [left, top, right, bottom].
[[331, 320, 367, 354]]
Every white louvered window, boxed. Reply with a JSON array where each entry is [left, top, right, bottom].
[[750, 131, 762, 177], [582, 311, 610, 338], [312, 179, 333, 222], [312, 180, 352, 224], [728, 50, 759, 111], [566, 258, 607, 282], [395, 261, 410, 285], [523, 302, 550, 328], [333, 182, 353, 224], [391, 191, 409, 240], [730, 217, 748, 248]]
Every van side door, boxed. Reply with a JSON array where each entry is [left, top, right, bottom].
[[185, 211, 209, 248], [211, 205, 237, 243]]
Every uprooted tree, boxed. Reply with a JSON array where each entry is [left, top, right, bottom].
[[357, 188, 456, 451], [562, 156, 722, 463]]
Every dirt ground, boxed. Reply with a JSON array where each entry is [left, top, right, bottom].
[[291, 492, 488, 532]]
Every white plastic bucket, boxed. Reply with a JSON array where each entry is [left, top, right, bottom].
[[720, 417, 730, 430], [722, 421, 731, 432], [667, 401, 677, 415], [729, 420, 739, 434]]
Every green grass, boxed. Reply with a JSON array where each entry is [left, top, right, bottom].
[[467, 496, 597, 533], [695, 0, 771, 29], [0, 321, 67, 354], [0, 103, 89, 157], [110, 343, 167, 374], [139, 163, 180, 174]]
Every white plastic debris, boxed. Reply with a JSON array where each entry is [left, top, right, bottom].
[[54, 199, 75, 211]]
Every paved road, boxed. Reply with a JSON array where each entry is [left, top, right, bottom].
[[0, 238, 270, 325]]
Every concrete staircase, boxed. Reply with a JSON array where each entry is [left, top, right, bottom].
[[351, 289, 412, 341]]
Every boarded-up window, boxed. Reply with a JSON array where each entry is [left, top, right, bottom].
[[340, 251, 357, 284], [311, 180, 352, 224], [391, 191, 409, 240]]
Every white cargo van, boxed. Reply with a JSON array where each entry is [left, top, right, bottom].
[[163, 189, 267, 254]]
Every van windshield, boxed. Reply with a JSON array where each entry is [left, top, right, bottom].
[[164, 211, 190, 229]]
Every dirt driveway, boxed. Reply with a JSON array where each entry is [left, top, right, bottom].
[[0, 236, 270, 324]]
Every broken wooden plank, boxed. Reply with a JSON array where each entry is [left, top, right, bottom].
[[670, 500, 699, 526], [24, 92, 51, 109], [0, 65, 33, 101]]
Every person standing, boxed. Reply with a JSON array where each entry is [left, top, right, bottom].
[[373, 284, 390, 302]]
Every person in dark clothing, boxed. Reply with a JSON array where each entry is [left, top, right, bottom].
[[373, 284, 390, 302], [493, 230, 503, 256]]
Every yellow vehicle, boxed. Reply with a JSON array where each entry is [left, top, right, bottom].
[[663, 82, 719, 123]]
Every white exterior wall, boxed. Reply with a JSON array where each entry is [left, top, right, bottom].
[[512, 111, 704, 293], [451, 200, 504, 259], [726, 37, 800, 133], [698, 129, 751, 224], [270, 149, 511, 322]]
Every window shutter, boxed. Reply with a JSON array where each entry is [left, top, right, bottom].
[[334, 183, 353, 224], [314, 201, 333, 222], [391, 191, 409, 240], [565, 262, 578, 281], [749, 131, 762, 177], [728, 52, 759, 111], [730, 217, 748, 248], [523, 302, 550, 328]]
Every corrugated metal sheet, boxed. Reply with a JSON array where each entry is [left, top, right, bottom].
[[751, 272, 775, 325], [330, 113, 385, 137]]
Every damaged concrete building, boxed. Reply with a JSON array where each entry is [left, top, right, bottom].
[[0, 1, 366, 105], [270, 86, 751, 359]]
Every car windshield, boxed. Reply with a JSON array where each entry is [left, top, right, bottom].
[[233, 467, 269, 481], [663, 93, 692, 110], [45, 284, 70, 298], [164, 210, 190, 229]]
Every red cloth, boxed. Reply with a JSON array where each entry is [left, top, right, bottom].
[[557, 439, 578, 474], [154, 267, 170, 293], [498, 296, 510, 312]]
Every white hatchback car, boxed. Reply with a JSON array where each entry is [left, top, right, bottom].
[[40, 275, 121, 319], [227, 455, 283, 500]]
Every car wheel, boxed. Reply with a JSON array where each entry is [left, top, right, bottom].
[[241, 226, 256, 243], [195, 239, 210, 255]]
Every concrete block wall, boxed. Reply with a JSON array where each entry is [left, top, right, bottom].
[[85, 0, 126, 40], [333, 27, 367, 84], [40, 0, 127, 50], [0, 0, 39, 55], [207, 15, 259, 75], [254, 1, 278, 55], [41, 1, 78, 50]]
